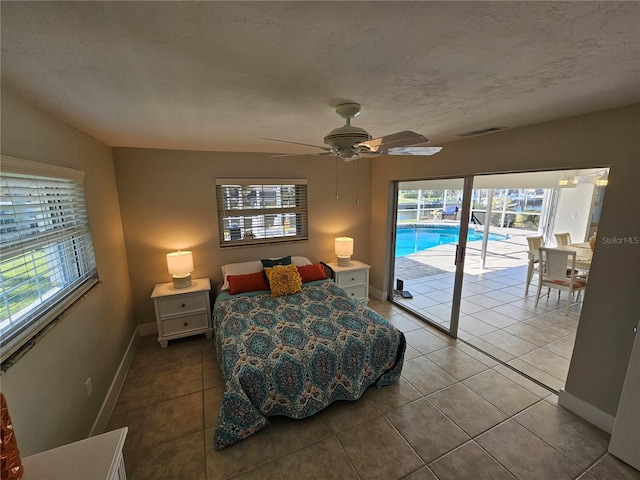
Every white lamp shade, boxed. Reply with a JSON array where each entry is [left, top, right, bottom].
[[335, 237, 354, 257], [166, 250, 194, 275]]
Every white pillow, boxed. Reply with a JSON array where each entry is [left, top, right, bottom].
[[291, 256, 312, 266], [220, 260, 263, 291]]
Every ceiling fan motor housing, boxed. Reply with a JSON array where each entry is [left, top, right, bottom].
[[323, 125, 372, 150]]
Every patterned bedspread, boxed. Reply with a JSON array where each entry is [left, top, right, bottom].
[[212, 279, 406, 449]]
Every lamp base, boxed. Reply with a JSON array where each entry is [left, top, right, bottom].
[[172, 274, 192, 289], [337, 256, 351, 267]]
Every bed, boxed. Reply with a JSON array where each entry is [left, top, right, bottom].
[[212, 260, 406, 450]]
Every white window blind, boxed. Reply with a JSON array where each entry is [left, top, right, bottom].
[[0, 156, 98, 363], [215, 178, 308, 247]]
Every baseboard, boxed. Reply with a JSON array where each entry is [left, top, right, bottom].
[[369, 285, 384, 301], [137, 321, 157, 337], [89, 327, 138, 436], [558, 389, 616, 434]]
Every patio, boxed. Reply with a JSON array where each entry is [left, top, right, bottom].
[[393, 228, 583, 392]]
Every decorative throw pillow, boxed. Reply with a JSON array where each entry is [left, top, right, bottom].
[[261, 256, 292, 268], [297, 264, 328, 283], [266, 264, 302, 297], [220, 260, 263, 291], [227, 271, 269, 295], [262, 256, 293, 286]]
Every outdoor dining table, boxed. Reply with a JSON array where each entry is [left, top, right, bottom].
[[559, 242, 593, 271]]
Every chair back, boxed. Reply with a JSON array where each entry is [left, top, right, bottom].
[[527, 236, 544, 253], [443, 205, 458, 215], [554, 232, 571, 247], [526, 236, 544, 261], [540, 247, 576, 280]]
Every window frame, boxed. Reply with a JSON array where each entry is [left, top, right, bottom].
[[215, 178, 308, 247], [0, 155, 99, 364]]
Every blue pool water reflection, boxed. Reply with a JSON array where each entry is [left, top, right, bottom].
[[396, 226, 508, 257]]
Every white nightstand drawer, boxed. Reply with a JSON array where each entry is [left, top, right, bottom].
[[152, 278, 213, 347], [162, 313, 209, 336], [157, 293, 207, 316], [341, 284, 367, 300], [337, 270, 367, 287]]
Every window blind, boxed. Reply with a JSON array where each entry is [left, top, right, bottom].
[[0, 156, 98, 363], [215, 178, 308, 247]]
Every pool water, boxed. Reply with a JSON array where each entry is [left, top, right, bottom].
[[396, 226, 507, 257]]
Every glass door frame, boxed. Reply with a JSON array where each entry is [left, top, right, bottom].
[[388, 176, 474, 338]]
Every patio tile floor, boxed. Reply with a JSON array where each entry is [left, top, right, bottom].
[[393, 229, 586, 391]]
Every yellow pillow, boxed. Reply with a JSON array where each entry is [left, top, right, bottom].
[[266, 264, 302, 297]]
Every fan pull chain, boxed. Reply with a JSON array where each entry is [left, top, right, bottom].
[[335, 156, 339, 199], [356, 158, 360, 205]]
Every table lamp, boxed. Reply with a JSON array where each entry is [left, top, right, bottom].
[[166, 250, 194, 289], [335, 237, 354, 266]]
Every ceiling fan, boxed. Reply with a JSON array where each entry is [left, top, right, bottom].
[[263, 102, 442, 161]]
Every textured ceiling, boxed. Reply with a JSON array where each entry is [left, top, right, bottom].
[[2, 1, 639, 154]]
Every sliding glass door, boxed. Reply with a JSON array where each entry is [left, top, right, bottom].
[[390, 177, 473, 336]]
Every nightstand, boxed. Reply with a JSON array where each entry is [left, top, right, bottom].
[[151, 278, 213, 347], [22, 427, 127, 479], [326, 260, 370, 304]]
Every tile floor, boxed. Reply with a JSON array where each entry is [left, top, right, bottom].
[[106, 303, 639, 480], [394, 230, 585, 391]]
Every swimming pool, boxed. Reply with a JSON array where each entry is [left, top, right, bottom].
[[396, 225, 508, 257]]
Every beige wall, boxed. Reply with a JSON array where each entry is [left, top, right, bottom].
[[369, 104, 640, 419], [0, 88, 136, 455], [111, 148, 371, 327]]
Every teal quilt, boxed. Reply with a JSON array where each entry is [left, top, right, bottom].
[[212, 280, 405, 449]]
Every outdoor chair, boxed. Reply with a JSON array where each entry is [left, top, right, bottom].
[[535, 247, 587, 315], [525, 235, 544, 295], [442, 205, 459, 220], [554, 232, 572, 247]]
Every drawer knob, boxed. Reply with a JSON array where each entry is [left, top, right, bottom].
[[183, 321, 189, 327], [351, 277, 355, 281], [181, 303, 186, 308]]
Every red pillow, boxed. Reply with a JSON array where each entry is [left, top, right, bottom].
[[297, 264, 328, 283], [227, 271, 269, 295]]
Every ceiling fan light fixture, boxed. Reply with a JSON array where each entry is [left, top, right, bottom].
[[263, 101, 442, 161], [336, 148, 360, 161]]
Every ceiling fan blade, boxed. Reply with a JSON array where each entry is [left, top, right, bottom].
[[387, 146, 443, 156], [356, 131, 429, 153], [261, 137, 332, 152]]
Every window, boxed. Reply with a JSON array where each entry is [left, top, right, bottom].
[[215, 178, 308, 247], [1, 156, 98, 363]]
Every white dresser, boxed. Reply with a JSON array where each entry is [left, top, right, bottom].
[[326, 260, 370, 304], [22, 427, 128, 480], [151, 278, 213, 347]]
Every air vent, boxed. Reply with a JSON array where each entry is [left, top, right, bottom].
[[458, 126, 507, 138]]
